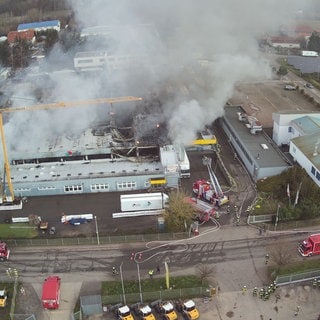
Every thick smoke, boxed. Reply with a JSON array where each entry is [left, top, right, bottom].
[[3, 0, 310, 152]]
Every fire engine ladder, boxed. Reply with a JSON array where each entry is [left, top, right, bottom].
[[202, 156, 224, 198]]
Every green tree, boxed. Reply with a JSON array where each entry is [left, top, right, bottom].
[[0, 40, 10, 67], [277, 65, 288, 76], [36, 29, 59, 53], [307, 31, 320, 52], [11, 39, 32, 69], [164, 190, 195, 232]]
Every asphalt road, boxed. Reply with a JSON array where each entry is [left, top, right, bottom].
[[1, 231, 307, 280]]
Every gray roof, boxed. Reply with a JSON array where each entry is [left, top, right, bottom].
[[225, 106, 290, 168], [292, 116, 320, 135], [10, 158, 163, 183], [287, 55, 320, 74], [291, 132, 320, 168]]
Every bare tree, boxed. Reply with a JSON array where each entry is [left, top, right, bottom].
[[195, 263, 216, 285], [268, 243, 293, 266]]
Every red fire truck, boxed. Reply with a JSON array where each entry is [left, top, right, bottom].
[[298, 234, 320, 257], [41, 276, 61, 309], [0, 241, 10, 261]]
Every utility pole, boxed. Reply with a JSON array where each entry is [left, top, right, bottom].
[[274, 204, 280, 231], [119, 262, 126, 305], [136, 262, 143, 302], [94, 216, 100, 245]]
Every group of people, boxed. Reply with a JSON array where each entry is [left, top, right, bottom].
[[252, 281, 278, 301]]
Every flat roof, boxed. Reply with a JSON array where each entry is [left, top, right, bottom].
[[75, 51, 107, 58], [292, 116, 320, 135], [225, 106, 290, 168], [18, 20, 60, 31], [10, 158, 163, 183], [291, 132, 320, 168]]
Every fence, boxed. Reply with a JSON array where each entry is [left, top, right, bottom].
[[276, 269, 320, 286], [247, 214, 273, 224], [5, 232, 189, 247]]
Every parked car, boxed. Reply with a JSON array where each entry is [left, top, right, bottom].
[[69, 218, 88, 226], [49, 226, 56, 235], [304, 83, 314, 89], [284, 84, 296, 91]]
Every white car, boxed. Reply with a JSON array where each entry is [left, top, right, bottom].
[[304, 83, 314, 89], [284, 85, 296, 91]]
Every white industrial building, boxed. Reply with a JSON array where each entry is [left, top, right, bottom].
[[290, 133, 320, 187], [272, 111, 320, 146], [272, 110, 320, 187], [74, 51, 144, 72]]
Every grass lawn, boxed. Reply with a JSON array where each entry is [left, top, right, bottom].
[[276, 258, 320, 276], [0, 224, 38, 238], [102, 275, 205, 296]]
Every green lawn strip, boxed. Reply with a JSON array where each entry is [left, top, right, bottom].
[[275, 258, 320, 276], [0, 223, 38, 238], [102, 275, 204, 296]]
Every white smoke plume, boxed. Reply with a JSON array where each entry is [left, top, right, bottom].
[[3, 0, 311, 152]]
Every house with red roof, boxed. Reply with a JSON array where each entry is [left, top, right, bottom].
[[7, 30, 35, 45]]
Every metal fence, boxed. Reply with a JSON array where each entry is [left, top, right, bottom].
[[276, 269, 320, 286], [5, 232, 189, 247], [12, 315, 36, 320], [247, 214, 273, 224], [70, 311, 82, 320]]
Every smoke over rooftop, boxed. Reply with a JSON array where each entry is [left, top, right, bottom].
[[3, 0, 309, 152]]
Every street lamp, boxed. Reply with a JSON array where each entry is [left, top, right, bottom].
[[274, 204, 280, 231], [119, 262, 126, 305], [136, 262, 143, 303], [94, 216, 100, 245]]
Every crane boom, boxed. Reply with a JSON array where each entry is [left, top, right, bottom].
[[0, 114, 13, 202], [0, 96, 142, 203], [1, 96, 142, 113]]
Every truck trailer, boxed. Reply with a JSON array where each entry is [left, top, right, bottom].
[[120, 193, 169, 212], [298, 234, 320, 257], [41, 276, 61, 309], [301, 50, 319, 57]]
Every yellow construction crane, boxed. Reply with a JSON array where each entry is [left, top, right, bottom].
[[0, 96, 142, 203]]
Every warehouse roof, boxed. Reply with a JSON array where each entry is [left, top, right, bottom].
[[224, 105, 290, 169], [17, 20, 60, 32], [292, 116, 320, 135], [291, 132, 320, 169], [10, 158, 163, 183]]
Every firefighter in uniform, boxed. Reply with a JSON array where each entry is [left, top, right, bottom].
[[265, 253, 269, 264], [313, 278, 318, 288], [253, 287, 258, 296], [242, 285, 247, 295], [259, 288, 265, 299]]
